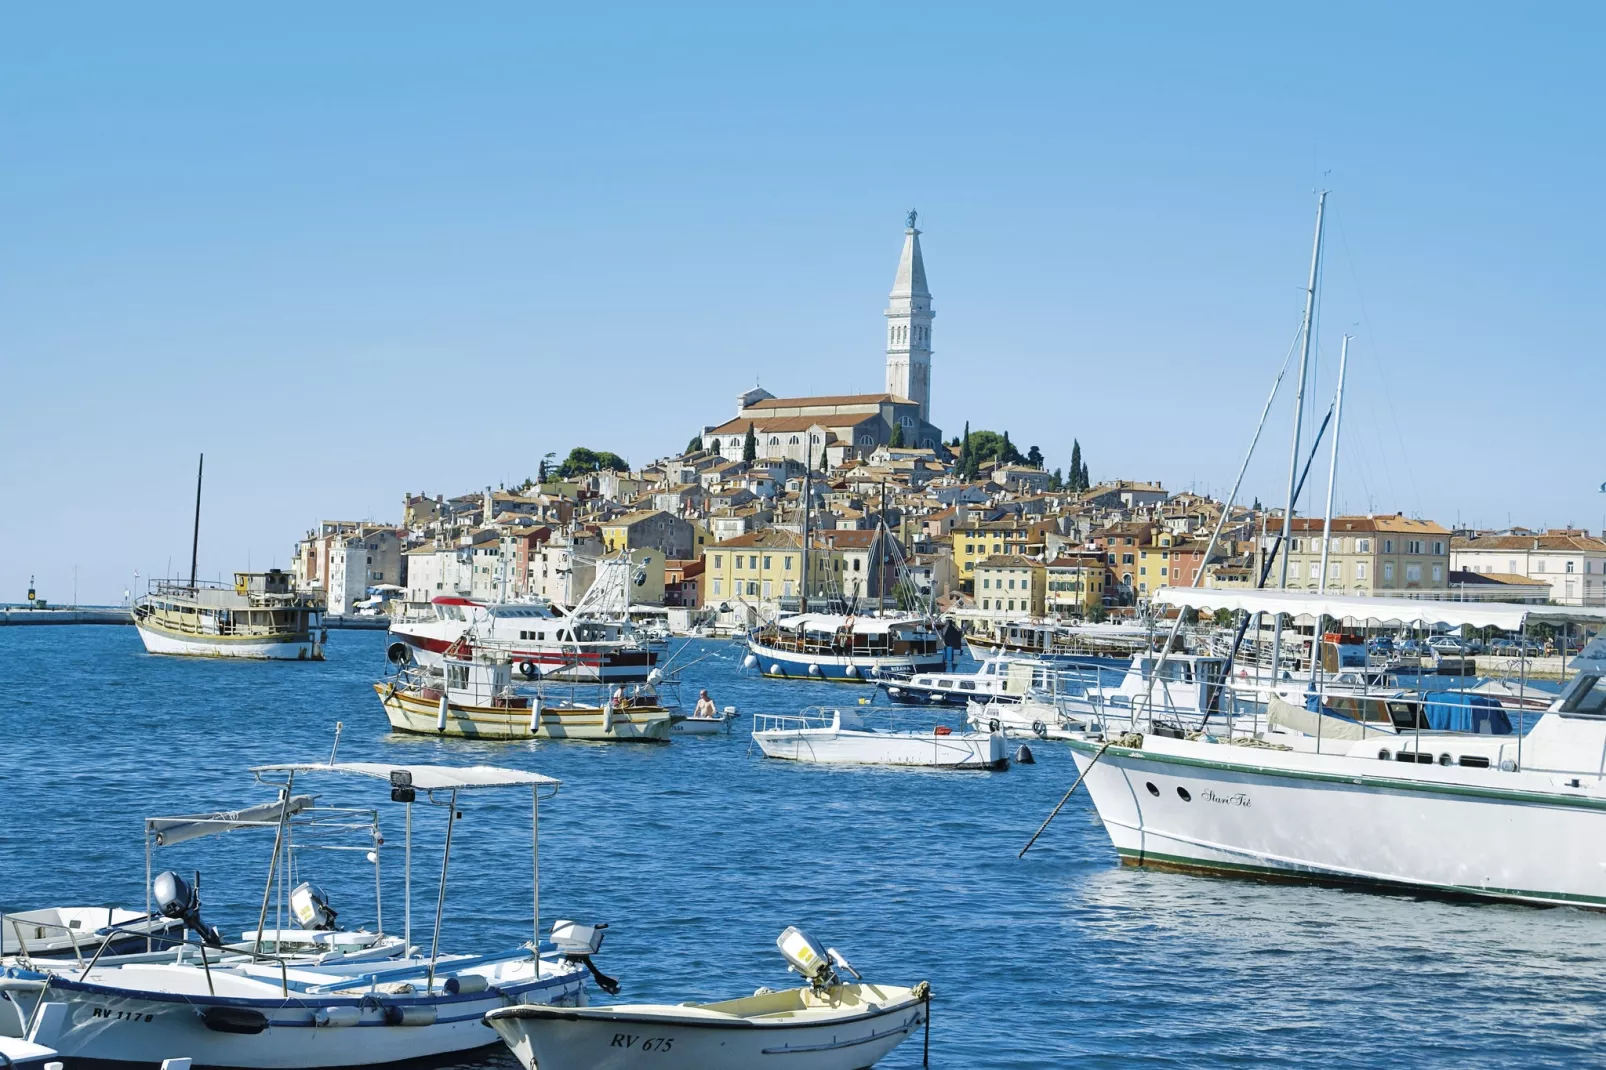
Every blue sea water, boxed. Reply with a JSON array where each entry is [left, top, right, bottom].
[[3, 626, 1605, 1069]]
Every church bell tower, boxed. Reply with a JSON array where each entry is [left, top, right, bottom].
[[884, 210, 934, 422]]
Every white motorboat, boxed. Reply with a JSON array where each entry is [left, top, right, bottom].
[[485, 926, 928, 1070], [671, 706, 739, 735], [1, 908, 180, 961], [1058, 587, 1606, 907], [752, 708, 1007, 770], [18, 762, 615, 1068], [878, 656, 1039, 706]]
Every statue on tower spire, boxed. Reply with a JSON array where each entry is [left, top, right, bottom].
[[906, 208, 918, 230]]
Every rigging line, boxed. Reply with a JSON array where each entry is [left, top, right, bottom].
[[1333, 206, 1422, 511]]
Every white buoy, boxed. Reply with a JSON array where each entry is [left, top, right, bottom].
[[647, 667, 664, 686], [770, 664, 783, 676], [866, 664, 880, 678], [843, 664, 858, 678], [808, 664, 821, 676], [602, 698, 615, 734], [529, 696, 542, 734], [743, 654, 759, 670], [436, 693, 449, 733]]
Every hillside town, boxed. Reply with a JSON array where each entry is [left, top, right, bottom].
[[290, 215, 1606, 629]]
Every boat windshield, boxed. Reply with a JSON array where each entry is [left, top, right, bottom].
[[1561, 675, 1606, 716]]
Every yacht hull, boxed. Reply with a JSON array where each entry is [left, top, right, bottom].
[[135, 624, 322, 661], [753, 727, 1008, 769], [1066, 736, 1606, 908], [747, 645, 947, 683], [375, 684, 672, 742]]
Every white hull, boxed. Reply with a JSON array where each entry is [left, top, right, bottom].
[[488, 985, 926, 1070], [1067, 734, 1606, 907], [27, 956, 587, 1068], [136, 625, 321, 661], [753, 722, 1007, 770]]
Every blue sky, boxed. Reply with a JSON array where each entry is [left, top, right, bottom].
[[2, 3, 1601, 602]]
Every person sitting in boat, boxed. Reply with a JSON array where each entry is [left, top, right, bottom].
[[693, 689, 717, 719]]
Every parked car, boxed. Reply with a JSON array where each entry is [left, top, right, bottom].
[[1367, 637, 1395, 656], [1489, 638, 1522, 656], [1427, 636, 1469, 656], [1395, 639, 1430, 658]]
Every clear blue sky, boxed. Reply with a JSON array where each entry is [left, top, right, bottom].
[[3, 3, 1601, 602]]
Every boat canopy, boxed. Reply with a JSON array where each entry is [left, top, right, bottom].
[[1152, 587, 1606, 632], [252, 762, 560, 791], [147, 794, 317, 846], [775, 613, 928, 634]]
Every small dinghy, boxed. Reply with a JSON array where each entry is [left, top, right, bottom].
[[671, 706, 739, 735], [486, 926, 928, 1070], [752, 708, 1008, 770]]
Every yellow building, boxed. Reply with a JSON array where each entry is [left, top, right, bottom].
[[1044, 553, 1105, 617], [702, 530, 838, 609], [974, 555, 1046, 618], [952, 521, 1047, 592]]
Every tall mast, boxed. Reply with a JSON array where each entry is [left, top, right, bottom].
[[1270, 191, 1326, 684], [800, 448, 812, 614], [189, 453, 204, 591], [1310, 333, 1351, 696]]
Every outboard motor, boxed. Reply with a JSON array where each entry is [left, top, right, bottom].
[[290, 882, 340, 931], [550, 920, 619, 995], [777, 926, 859, 992], [153, 870, 223, 947]]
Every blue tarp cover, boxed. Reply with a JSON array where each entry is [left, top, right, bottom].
[[1421, 691, 1512, 734]]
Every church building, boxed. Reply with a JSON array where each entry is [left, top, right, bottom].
[[700, 212, 943, 467]]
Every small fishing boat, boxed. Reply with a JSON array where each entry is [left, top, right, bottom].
[[485, 926, 928, 1070], [18, 762, 614, 1068], [1, 907, 181, 962], [376, 648, 673, 742], [671, 706, 739, 735], [752, 708, 1007, 770]]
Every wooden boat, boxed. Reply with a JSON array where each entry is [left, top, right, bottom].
[[377, 652, 671, 742], [485, 927, 927, 1070]]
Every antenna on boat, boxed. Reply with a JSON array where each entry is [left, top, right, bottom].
[[189, 453, 204, 592]]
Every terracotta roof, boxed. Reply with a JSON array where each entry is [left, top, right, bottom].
[[744, 393, 901, 410], [706, 416, 828, 436], [978, 554, 1043, 569], [1452, 533, 1606, 552], [708, 529, 802, 550]]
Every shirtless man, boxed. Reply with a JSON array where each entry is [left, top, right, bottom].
[[693, 689, 718, 719]]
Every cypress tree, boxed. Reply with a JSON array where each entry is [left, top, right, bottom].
[[959, 421, 972, 480], [742, 424, 757, 463], [889, 421, 904, 448], [1069, 440, 1082, 490]]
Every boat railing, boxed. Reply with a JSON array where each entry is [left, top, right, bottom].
[[753, 707, 847, 733]]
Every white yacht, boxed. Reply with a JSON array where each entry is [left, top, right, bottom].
[[1058, 587, 1606, 907], [877, 656, 1039, 706]]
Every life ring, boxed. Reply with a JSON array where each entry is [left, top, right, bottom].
[[1032, 719, 1046, 737], [519, 660, 540, 679], [988, 718, 1000, 733]]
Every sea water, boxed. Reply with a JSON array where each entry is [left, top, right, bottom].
[[2, 627, 1603, 1068]]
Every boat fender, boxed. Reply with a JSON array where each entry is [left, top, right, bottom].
[[844, 664, 858, 678], [200, 1006, 270, 1035], [383, 1005, 438, 1027], [602, 699, 615, 734], [933, 725, 952, 736], [529, 696, 542, 734], [436, 694, 449, 733], [753, 986, 775, 996], [1015, 744, 1036, 765], [808, 664, 821, 676], [770, 664, 783, 677], [867, 664, 879, 678], [988, 718, 1000, 733], [519, 660, 541, 679], [743, 654, 759, 670], [444, 974, 489, 995], [315, 1006, 361, 1027]]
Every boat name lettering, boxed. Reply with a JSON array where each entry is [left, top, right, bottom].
[[1200, 788, 1250, 808], [609, 1033, 674, 1051], [90, 1007, 155, 1022]]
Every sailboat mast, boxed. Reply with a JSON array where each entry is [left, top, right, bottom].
[[189, 453, 204, 591], [1270, 191, 1326, 684], [800, 448, 812, 614], [1309, 333, 1350, 695]]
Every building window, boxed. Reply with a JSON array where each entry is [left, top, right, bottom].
[[712, 579, 722, 596], [982, 578, 990, 589], [1566, 561, 1576, 574], [1356, 562, 1368, 580], [1537, 560, 1546, 573], [1357, 538, 1371, 553], [1384, 562, 1395, 582], [1406, 564, 1422, 583], [750, 556, 758, 569], [1407, 540, 1425, 555], [982, 598, 990, 609], [1432, 565, 1443, 582], [1384, 539, 1394, 554], [763, 556, 772, 570], [1309, 563, 1320, 580], [784, 556, 793, 570], [1433, 541, 1445, 555], [713, 554, 723, 569]]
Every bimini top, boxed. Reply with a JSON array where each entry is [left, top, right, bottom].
[[1153, 586, 1606, 632], [251, 762, 560, 791], [773, 613, 931, 635]]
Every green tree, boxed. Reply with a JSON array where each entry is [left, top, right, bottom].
[[742, 424, 757, 463], [555, 447, 629, 478], [889, 421, 904, 448], [959, 422, 972, 479], [1049, 468, 1064, 491], [686, 434, 703, 454], [1026, 444, 1044, 469], [1068, 440, 1083, 491], [1080, 458, 1090, 489]]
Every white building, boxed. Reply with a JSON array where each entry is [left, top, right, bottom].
[[1451, 532, 1606, 606], [884, 209, 934, 423], [324, 529, 404, 615], [403, 545, 472, 605]]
